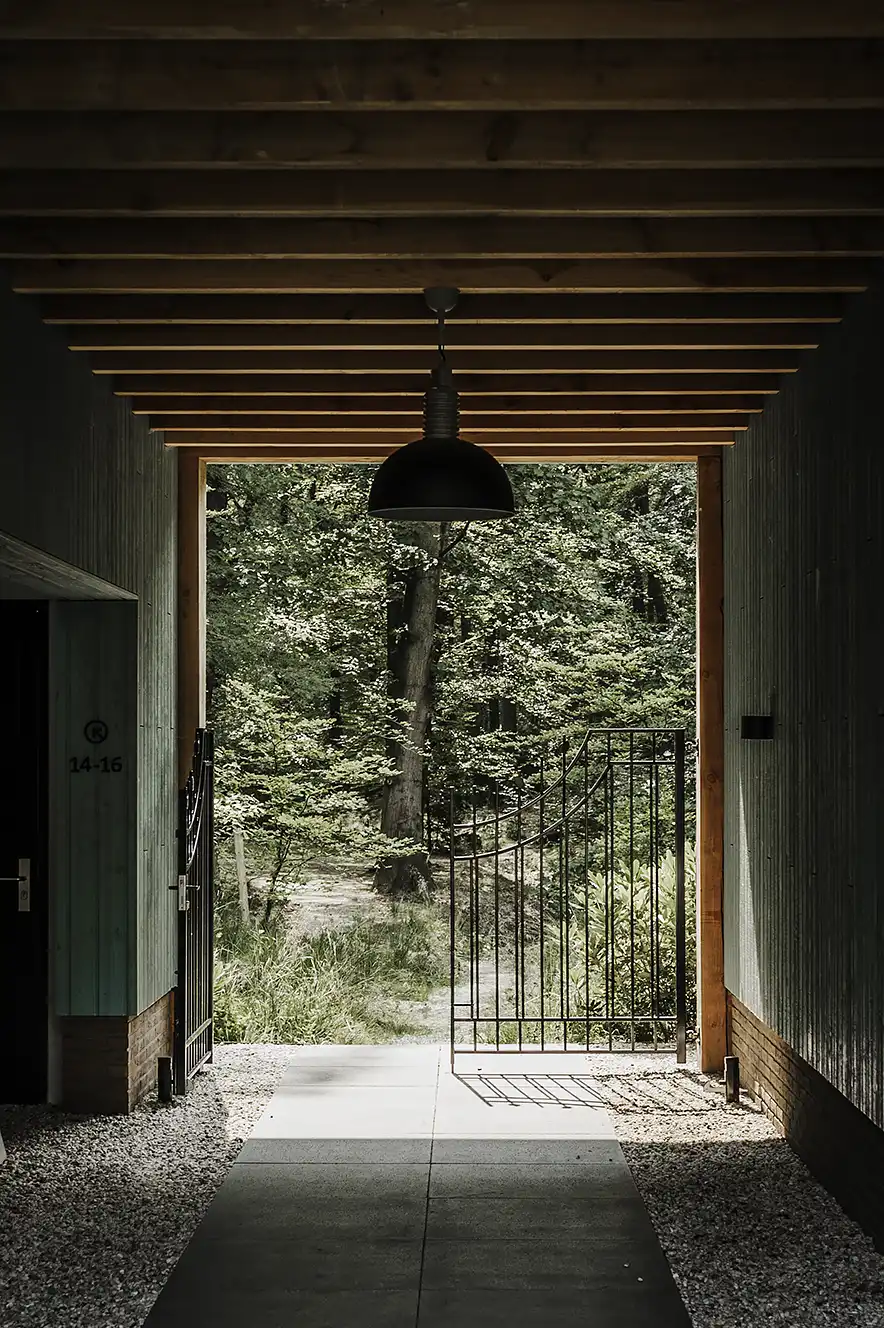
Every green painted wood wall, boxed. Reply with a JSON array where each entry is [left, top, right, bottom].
[[0, 277, 177, 1017], [723, 267, 884, 1129]]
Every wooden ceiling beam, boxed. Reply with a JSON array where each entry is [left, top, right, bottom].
[[162, 428, 735, 446], [12, 258, 873, 293], [110, 373, 783, 396], [0, 110, 881, 170], [181, 444, 716, 463], [130, 394, 766, 415], [88, 349, 800, 374], [9, 217, 879, 261], [149, 412, 748, 432], [62, 324, 821, 351], [38, 293, 847, 325], [1, 1, 881, 41], [1, 40, 883, 112], [4, 169, 884, 218]]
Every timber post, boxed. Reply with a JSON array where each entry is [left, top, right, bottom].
[[696, 453, 727, 1073]]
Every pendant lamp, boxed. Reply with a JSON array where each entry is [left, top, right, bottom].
[[368, 288, 516, 521]]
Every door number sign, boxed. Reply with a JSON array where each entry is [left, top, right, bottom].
[[71, 719, 124, 774]]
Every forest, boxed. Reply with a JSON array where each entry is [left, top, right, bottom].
[[206, 461, 697, 1044]]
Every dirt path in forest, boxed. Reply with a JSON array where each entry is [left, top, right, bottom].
[[278, 859, 507, 1043], [280, 861, 388, 937]]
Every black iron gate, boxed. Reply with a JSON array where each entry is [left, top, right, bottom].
[[448, 729, 689, 1064], [173, 728, 215, 1094]]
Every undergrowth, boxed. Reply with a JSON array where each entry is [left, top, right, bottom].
[[213, 897, 450, 1044]]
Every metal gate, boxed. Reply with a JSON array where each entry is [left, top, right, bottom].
[[448, 729, 688, 1063], [173, 727, 215, 1094]]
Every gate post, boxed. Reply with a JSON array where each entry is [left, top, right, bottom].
[[697, 456, 727, 1073], [674, 730, 687, 1064]]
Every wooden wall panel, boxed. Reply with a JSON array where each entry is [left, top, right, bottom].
[[723, 263, 884, 1127], [0, 276, 177, 1017], [49, 602, 137, 1015]]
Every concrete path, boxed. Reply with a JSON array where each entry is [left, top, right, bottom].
[[145, 1045, 691, 1327]]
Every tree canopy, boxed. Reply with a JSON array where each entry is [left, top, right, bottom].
[[206, 461, 696, 891]]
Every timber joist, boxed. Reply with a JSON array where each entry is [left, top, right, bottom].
[[2, 3, 883, 462]]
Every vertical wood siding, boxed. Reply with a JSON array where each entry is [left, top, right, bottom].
[[0, 280, 177, 1017], [723, 271, 884, 1128]]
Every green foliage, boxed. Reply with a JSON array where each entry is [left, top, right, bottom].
[[207, 460, 696, 876], [213, 900, 450, 1044], [454, 848, 696, 1048], [206, 460, 697, 1045]]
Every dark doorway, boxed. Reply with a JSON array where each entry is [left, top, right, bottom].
[[0, 602, 49, 1103]]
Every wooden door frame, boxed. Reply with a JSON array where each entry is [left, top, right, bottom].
[[175, 447, 728, 1068]]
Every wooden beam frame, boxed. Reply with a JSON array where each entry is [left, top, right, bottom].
[[39, 292, 848, 324], [62, 325, 822, 351], [2, 39, 883, 112], [113, 373, 783, 396], [696, 454, 727, 1073], [177, 443, 715, 463], [131, 393, 766, 415], [1, 2, 881, 40], [177, 453, 206, 786], [3, 216, 884, 259], [163, 429, 737, 449], [4, 168, 884, 217], [13, 257, 872, 292], [88, 350, 801, 374]]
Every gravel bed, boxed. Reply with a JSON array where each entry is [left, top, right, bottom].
[[0, 1045, 292, 1328], [2, 1044, 884, 1327], [594, 1053, 884, 1328]]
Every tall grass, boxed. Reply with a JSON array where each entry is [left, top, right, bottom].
[[214, 900, 450, 1044]]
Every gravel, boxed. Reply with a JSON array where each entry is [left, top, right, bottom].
[[0, 1045, 292, 1328], [2, 1044, 884, 1327]]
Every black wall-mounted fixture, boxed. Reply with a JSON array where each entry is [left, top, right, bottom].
[[741, 715, 775, 740]]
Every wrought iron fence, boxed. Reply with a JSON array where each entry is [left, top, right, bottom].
[[173, 728, 215, 1094], [446, 729, 690, 1064]]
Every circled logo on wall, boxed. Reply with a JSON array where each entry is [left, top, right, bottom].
[[84, 720, 109, 745]]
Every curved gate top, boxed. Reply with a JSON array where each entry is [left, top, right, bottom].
[[447, 728, 689, 1066]]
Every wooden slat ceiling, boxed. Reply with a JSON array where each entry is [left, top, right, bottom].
[[1, 3, 883, 464]]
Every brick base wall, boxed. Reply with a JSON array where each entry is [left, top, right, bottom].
[[728, 993, 884, 1250], [60, 991, 173, 1114]]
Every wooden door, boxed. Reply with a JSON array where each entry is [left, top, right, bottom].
[[0, 602, 48, 1103]]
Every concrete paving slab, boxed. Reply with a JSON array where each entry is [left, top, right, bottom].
[[249, 1085, 437, 1138], [284, 1044, 442, 1063], [147, 1289, 420, 1328], [431, 1138, 617, 1164], [419, 1237, 676, 1290], [149, 1234, 424, 1297], [427, 1161, 626, 1197], [238, 1138, 433, 1164], [281, 1063, 440, 1088], [194, 1163, 430, 1239], [425, 1195, 659, 1240], [146, 1045, 690, 1327], [417, 1287, 691, 1327]]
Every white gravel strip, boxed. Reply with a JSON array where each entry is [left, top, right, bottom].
[[2, 1044, 883, 1327], [0, 1045, 292, 1328], [591, 1052, 884, 1328]]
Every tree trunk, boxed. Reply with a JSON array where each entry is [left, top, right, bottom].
[[376, 522, 444, 896]]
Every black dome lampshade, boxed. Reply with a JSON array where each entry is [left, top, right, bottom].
[[368, 288, 516, 522]]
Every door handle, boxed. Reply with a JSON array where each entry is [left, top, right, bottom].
[[0, 859, 30, 911]]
